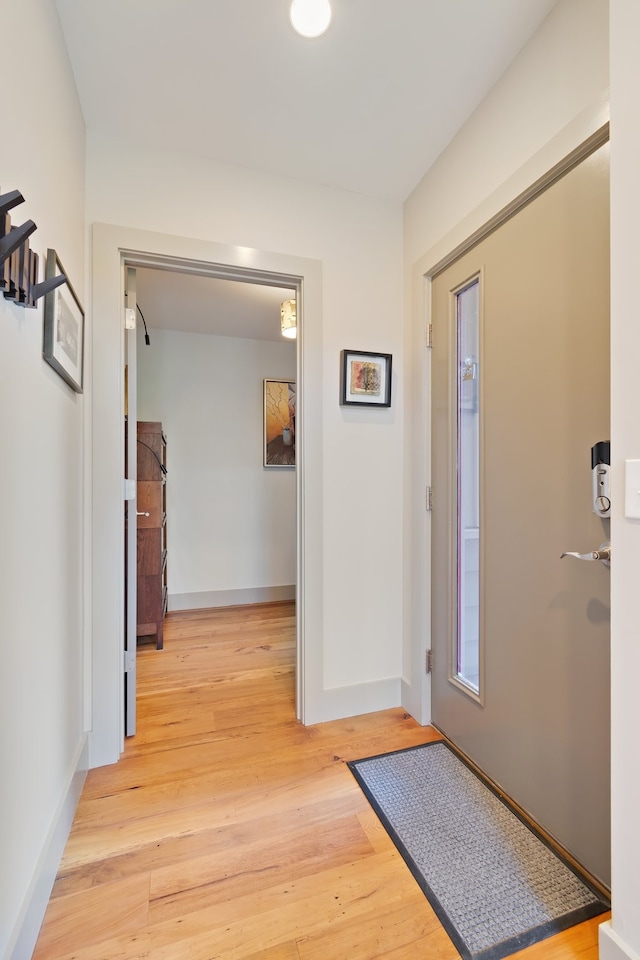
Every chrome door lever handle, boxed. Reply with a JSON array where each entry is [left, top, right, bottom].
[[136, 511, 150, 517], [561, 541, 610, 566]]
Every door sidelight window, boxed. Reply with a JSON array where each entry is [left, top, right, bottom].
[[455, 278, 480, 695]]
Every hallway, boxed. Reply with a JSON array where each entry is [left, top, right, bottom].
[[33, 602, 607, 958]]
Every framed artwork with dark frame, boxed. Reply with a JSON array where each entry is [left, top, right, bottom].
[[43, 248, 85, 393], [264, 378, 296, 467], [340, 349, 392, 407]]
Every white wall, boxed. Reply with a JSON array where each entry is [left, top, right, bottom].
[[137, 329, 296, 604], [0, 2, 86, 957], [401, 0, 609, 720], [86, 141, 404, 730], [404, 0, 609, 265], [600, 5, 640, 959]]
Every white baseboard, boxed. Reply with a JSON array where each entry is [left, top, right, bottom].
[[168, 585, 296, 611], [400, 677, 422, 724], [6, 736, 88, 960], [304, 677, 402, 725], [600, 921, 640, 960]]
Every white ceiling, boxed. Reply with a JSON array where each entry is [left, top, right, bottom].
[[135, 268, 295, 342], [55, 0, 558, 203], [55, 0, 559, 336]]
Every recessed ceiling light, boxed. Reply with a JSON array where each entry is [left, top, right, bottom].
[[289, 0, 332, 38]]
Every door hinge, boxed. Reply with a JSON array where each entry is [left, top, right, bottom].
[[124, 650, 136, 674], [425, 648, 433, 674], [123, 478, 136, 501], [426, 322, 433, 348], [124, 307, 136, 330], [426, 485, 432, 512]]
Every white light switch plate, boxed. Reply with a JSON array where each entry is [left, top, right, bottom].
[[624, 459, 640, 519]]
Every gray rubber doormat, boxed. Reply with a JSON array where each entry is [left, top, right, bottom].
[[348, 740, 609, 960]]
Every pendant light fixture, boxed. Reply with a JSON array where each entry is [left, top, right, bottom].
[[289, 0, 332, 38], [280, 299, 297, 339]]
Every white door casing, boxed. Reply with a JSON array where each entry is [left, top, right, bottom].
[[89, 223, 323, 767]]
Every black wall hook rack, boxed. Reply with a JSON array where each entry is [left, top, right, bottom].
[[0, 185, 68, 308], [0, 189, 25, 215]]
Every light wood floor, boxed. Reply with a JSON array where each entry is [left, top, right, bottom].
[[33, 602, 608, 959]]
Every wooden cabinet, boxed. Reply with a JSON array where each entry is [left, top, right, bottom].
[[136, 421, 167, 649]]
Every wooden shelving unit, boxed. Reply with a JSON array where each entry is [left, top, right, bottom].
[[136, 421, 167, 649]]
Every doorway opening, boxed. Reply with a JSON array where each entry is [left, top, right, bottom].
[[127, 264, 299, 734]]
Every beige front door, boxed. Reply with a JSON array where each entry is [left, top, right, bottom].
[[430, 142, 611, 886]]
